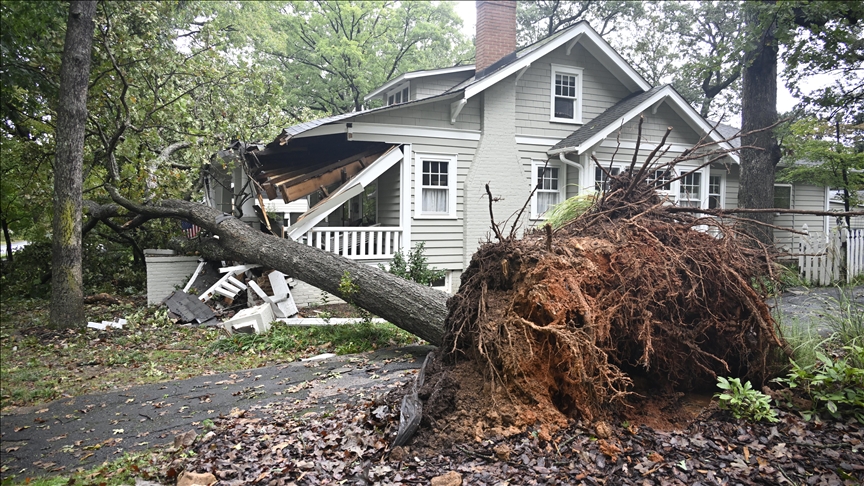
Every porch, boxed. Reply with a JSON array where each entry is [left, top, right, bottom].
[[298, 226, 403, 261], [241, 135, 411, 265]]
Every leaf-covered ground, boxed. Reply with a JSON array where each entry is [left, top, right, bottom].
[[182, 389, 863, 485], [0, 298, 419, 411]]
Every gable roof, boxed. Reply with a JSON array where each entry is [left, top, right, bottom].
[[548, 85, 740, 163], [273, 21, 655, 145], [358, 20, 651, 111], [362, 65, 475, 102], [550, 86, 666, 152], [462, 21, 650, 100], [274, 90, 462, 143]]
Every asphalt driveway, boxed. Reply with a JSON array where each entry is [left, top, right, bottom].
[[0, 345, 433, 480]]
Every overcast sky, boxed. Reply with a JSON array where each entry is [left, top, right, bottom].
[[451, 1, 817, 119]]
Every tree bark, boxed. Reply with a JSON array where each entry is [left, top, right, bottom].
[[50, 0, 96, 329], [2, 218, 13, 263], [739, 1, 780, 246], [106, 191, 449, 345]]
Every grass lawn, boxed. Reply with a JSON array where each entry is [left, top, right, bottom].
[[0, 296, 422, 411]]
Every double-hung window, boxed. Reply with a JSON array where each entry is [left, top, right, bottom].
[[550, 64, 583, 124], [678, 172, 702, 208], [594, 166, 621, 192], [532, 161, 565, 219], [708, 174, 724, 209], [415, 154, 456, 218], [387, 82, 409, 106], [647, 169, 674, 196]]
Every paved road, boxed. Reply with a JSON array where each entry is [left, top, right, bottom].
[[0, 345, 433, 481], [772, 286, 863, 337]]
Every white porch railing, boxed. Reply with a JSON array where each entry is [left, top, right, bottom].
[[300, 226, 402, 260], [797, 225, 864, 285]]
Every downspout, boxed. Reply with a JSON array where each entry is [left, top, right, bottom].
[[559, 153, 583, 193]]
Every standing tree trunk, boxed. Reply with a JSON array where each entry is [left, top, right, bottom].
[[739, 1, 781, 245], [50, 0, 97, 329], [2, 218, 13, 263]]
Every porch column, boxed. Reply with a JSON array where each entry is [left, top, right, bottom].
[[400, 143, 413, 252]]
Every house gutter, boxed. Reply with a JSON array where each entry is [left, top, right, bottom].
[[558, 153, 583, 186]]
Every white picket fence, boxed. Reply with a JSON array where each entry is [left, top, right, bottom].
[[797, 225, 864, 285]]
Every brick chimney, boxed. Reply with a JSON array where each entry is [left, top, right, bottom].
[[475, 0, 517, 73]]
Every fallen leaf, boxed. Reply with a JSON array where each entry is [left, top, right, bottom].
[[112, 429, 124, 434]]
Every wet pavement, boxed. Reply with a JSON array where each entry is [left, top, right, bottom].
[[0, 345, 433, 480], [771, 286, 863, 337]]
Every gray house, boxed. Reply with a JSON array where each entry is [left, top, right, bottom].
[[227, 1, 829, 303]]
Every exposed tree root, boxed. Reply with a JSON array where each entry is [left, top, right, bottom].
[[439, 172, 788, 435]]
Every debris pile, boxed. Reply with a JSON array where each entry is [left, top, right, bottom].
[[423, 170, 789, 440], [161, 262, 299, 333]]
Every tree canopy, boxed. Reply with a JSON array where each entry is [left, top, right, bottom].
[[230, 1, 473, 115]]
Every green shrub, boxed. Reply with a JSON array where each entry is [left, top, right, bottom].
[[380, 241, 444, 286], [544, 193, 595, 229], [775, 346, 864, 423], [715, 376, 779, 423]]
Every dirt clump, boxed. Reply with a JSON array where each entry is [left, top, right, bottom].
[[418, 171, 788, 444]]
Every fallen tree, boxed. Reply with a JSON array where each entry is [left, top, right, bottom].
[[106, 184, 449, 345]]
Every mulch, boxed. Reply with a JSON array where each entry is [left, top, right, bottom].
[[182, 390, 863, 485]]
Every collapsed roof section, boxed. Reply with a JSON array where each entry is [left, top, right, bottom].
[[243, 133, 400, 239]]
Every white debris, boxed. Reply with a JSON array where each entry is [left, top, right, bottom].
[[87, 320, 124, 330], [301, 353, 338, 362]]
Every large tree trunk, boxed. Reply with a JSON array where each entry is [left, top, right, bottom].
[[50, 0, 96, 329], [738, 1, 780, 246], [108, 192, 449, 345]]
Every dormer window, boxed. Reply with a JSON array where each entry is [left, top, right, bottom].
[[387, 82, 410, 106], [550, 64, 582, 124]]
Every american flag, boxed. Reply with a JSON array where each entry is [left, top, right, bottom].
[[181, 221, 201, 238]]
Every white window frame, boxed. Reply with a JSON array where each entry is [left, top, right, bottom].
[[414, 153, 457, 219], [530, 160, 567, 220], [593, 164, 622, 192], [678, 170, 703, 208], [386, 81, 410, 106], [708, 171, 726, 210], [550, 64, 583, 124], [774, 184, 792, 210], [647, 168, 676, 198]]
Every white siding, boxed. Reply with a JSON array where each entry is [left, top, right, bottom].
[[377, 163, 401, 227], [144, 252, 201, 305], [775, 184, 828, 252], [358, 97, 480, 131], [413, 72, 473, 100]]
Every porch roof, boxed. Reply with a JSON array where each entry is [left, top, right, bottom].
[[285, 145, 404, 240], [548, 85, 740, 163]]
